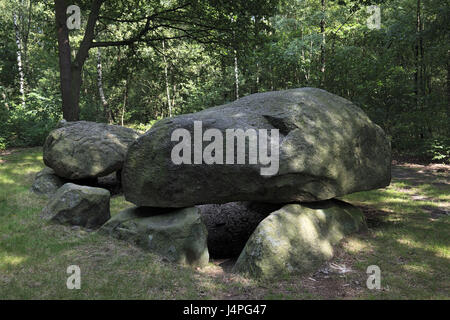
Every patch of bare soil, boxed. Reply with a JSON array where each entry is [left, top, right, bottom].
[[298, 245, 371, 299], [391, 162, 450, 218], [0, 148, 20, 156], [1, 148, 33, 163], [202, 163, 449, 299], [391, 162, 449, 187], [203, 242, 372, 300]]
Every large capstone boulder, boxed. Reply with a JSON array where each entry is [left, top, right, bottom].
[[43, 121, 139, 180], [197, 202, 282, 258], [31, 167, 65, 196], [99, 206, 209, 267], [232, 199, 367, 279], [123, 87, 391, 207], [41, 183, 110, 229]]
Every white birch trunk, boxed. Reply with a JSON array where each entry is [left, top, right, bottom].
[[234, 49, 239, 100], [97, 47, 111, 123], [162, 40, 172, 117], [13, 12, 25, 108]]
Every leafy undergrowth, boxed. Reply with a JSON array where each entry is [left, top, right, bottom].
[[0, 148, 449, 299]]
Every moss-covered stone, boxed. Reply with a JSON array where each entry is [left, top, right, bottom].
[[31, 166, 65, 196], [232, 199, 367, 279], [41, 183, 110, 229], [99, 206, 209, 267], [123, 87, 391, 207], [43, 121, 139, 180]]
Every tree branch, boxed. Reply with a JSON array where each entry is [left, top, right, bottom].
[[74, 0, 104, 68]]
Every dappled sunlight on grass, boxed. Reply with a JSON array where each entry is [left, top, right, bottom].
[[341, 237, 370, 254], [110, 196, 134, 216], [0, 254, 27, 268], [401, 263, 429, 274], [0, 148, 449, 299], [0, 177, 17, 184], [341, 164, 449, 298], [397, 237, 450, 259], [345, 181, 449, 217], [6, 191, 47, 210]]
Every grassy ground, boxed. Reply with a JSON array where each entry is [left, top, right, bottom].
[[0, 147, 449, 299]]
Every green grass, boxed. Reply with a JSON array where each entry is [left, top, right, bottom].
[[0, 147, 449, 299], [341, 179, 450, 299]]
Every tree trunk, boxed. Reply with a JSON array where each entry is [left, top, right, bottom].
[[447, 49, 450, 134], [420, 6, 426, 96], [96, 47, 112, 123], [22, 0, 33, 68], [256, 60, 260, 92], [414, 0, 421, 108], [54, 0, 103, 121], [54, 0, 78, 121], [122, 77, 128, 126], [13, 11, 26, 108], [172, 83, 176, 110], [234, 49, 239, 100], [162, 40, 172, 117], [254, 17, 260, 93], [320, 0, 326, 86]]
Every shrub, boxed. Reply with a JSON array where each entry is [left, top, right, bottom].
[[0, 90, 61, 149], [423, 137, 450, 163]]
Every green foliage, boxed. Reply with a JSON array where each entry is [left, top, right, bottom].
[[0, 90, 60, 149], [0, 137, 6, 151], [127, 120, 160, 134], [424, 138, 450, 163], [0, 0, 447, 163]]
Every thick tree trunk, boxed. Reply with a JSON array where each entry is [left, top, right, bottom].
[[54, 0, 78, 121], [54, 0, 103, 121]]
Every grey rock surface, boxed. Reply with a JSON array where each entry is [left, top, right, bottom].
[[233, 199, 367, 278], [41, 183, 111, 229], [31, 166, 65, 196], [99, 206, 209, 267], [43, 121, 139, 179], [123, 88, 391, 207]]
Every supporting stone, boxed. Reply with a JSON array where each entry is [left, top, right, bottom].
[[41, 183, 111, 229], [99, 206, 209, 267], [233, 199, 367, 278]]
